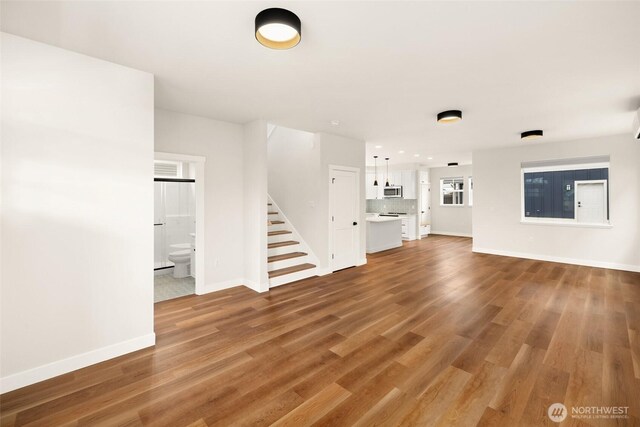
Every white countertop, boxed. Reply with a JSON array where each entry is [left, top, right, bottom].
[[366, 216, 402, 223]]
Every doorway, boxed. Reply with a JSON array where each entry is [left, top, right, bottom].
[[329, 165, 360, 272], [575, 180, 608, 224], [154, 152, 206, 301]]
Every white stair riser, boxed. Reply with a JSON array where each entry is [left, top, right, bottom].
[[269, 268, 317, 288], [267, 223, 288, 232], [268, 244, 302, 256], [268, 255, 309, 271], [268, 233, 294, 243]]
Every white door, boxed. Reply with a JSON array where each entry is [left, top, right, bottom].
[[420, 183, 430, 226], [331, 168, 359, 271], [576, 181, 607, 224]]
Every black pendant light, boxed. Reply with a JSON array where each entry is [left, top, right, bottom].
[[437, 110, 462, 123], [373, 156, 379, 186], [521, 130, 543, 140], [448, 162, 459, 167], [255, 8, 301, 50], [385, 157, 390, 187]]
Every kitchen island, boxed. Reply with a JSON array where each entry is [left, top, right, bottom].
[[366, 216, 403, 253]]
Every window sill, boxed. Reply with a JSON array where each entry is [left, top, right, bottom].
[[520, 220, 612, 229]]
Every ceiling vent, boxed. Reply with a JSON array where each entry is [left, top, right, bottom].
[[633, 107, 640, 140], [154, 161, 181, 178]]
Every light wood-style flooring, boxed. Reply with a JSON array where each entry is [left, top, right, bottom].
[[1, 235, 639, 426]]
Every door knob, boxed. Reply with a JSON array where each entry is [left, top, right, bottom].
[[353, 221, 358, 226]]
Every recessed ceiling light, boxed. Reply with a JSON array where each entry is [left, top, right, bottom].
[[255, 8, 301, 50], [427, 156, 433, 160], [437, 110, 462, 124], [413, 154, 420, 157], [521, 130, 543, 140], [330, 119, 340, 126], [398, 150, 405, 154], [375, 145, 383, 149], [448, 162, 459, 167]]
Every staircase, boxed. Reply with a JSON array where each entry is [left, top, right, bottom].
[[267, 199, 318, 287]]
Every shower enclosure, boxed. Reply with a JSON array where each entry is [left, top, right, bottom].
[[154, 179, 196, 272]]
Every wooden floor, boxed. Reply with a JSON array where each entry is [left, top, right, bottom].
[[2, 236, 640, 426]]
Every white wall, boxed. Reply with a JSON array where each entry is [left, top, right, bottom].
[[319, 132, 367, 268], [154, 108, 246, 292], [267, 128, 366, 271], [243, 120, 269, 292], [267, 126, 323, 262], [430, 164, 473, 237], [0, 33, 155, 392], [473, 133, 640, 271]]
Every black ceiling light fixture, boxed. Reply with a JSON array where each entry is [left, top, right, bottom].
[[448, 162, 459, 167], [373, 156, 379, 186], [521, 130, 543, 140], [437, 110, 462, 124], [255, 8, 301, 50], [385, 157, 390, 187]]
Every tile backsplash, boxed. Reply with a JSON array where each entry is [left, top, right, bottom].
[[366, 198, 418, 214]]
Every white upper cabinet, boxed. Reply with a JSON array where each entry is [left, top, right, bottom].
[[401, 170, 417, 199]]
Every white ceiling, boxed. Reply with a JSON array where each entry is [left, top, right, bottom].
[[2, 1, 639, 166]]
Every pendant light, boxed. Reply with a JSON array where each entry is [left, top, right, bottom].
[[255, 8, 301, 50], [385, 157, 390, 187], [373, 156, 379, 186]]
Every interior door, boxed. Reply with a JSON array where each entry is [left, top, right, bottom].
[[331, 168, 359, 271], [420, 183, 430, 226], [576, 182, 606, 223]]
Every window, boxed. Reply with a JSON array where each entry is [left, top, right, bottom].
[[522, 161, 609, 225], [441, 177, 464, 206], [468, 177, 473, 206]]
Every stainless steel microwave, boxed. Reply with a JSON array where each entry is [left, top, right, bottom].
[[383, 186, 403, 198]]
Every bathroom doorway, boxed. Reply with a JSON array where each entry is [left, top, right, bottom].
[[154, 153, 206, 302]]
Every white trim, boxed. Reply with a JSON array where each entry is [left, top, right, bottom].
[[243, 279, 269, 293], [520, 220, 612, 229], [472, 246, 640, 273], [356, 257, 368, 266], [328, 165, 361, 272], [155, 152, 206, 296], [198, 278, 243, 295], [521, 162, 609, 173], [0, 333, 156, 394], [430, 231, 473, 238], [440, 176, 465, 206], [154, 152, 206, 163], [366, 242, 403, 253], [575, 180, 608, 225]]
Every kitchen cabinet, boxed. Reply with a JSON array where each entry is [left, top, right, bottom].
[[401, 170, 417, 199], [401, 215, 418, 240]]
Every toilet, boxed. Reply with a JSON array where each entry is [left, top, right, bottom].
[[168, 244, 192, 278]]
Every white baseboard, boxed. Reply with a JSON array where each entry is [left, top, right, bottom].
[[0, 333, 156, 394], [472, 246, 640, 273], [430, 231, 473, 238], [243, 279, 269, 293], [198, 278, 244, 295], [356, 258, 368, 266], [366, 242, 403, 254], [316, 267, 332, 276]]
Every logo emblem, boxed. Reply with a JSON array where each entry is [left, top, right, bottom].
[[548, 403, 568, 423]]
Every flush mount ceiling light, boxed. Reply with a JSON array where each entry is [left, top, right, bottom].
[[330, 119, 340, 126], [521, 130, 543, 140], [255, 8, 301, 50], [437, 110, 462, 124], [448, 162, 459, 167]]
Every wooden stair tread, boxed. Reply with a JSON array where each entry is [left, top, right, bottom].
[[269, 220, 284, 225], [268, 230, 292, 236], [268, 240, 299, 249], [268, 263, 316, 278], [268, 252, 307, 263], [268, 211, 278, 215]]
